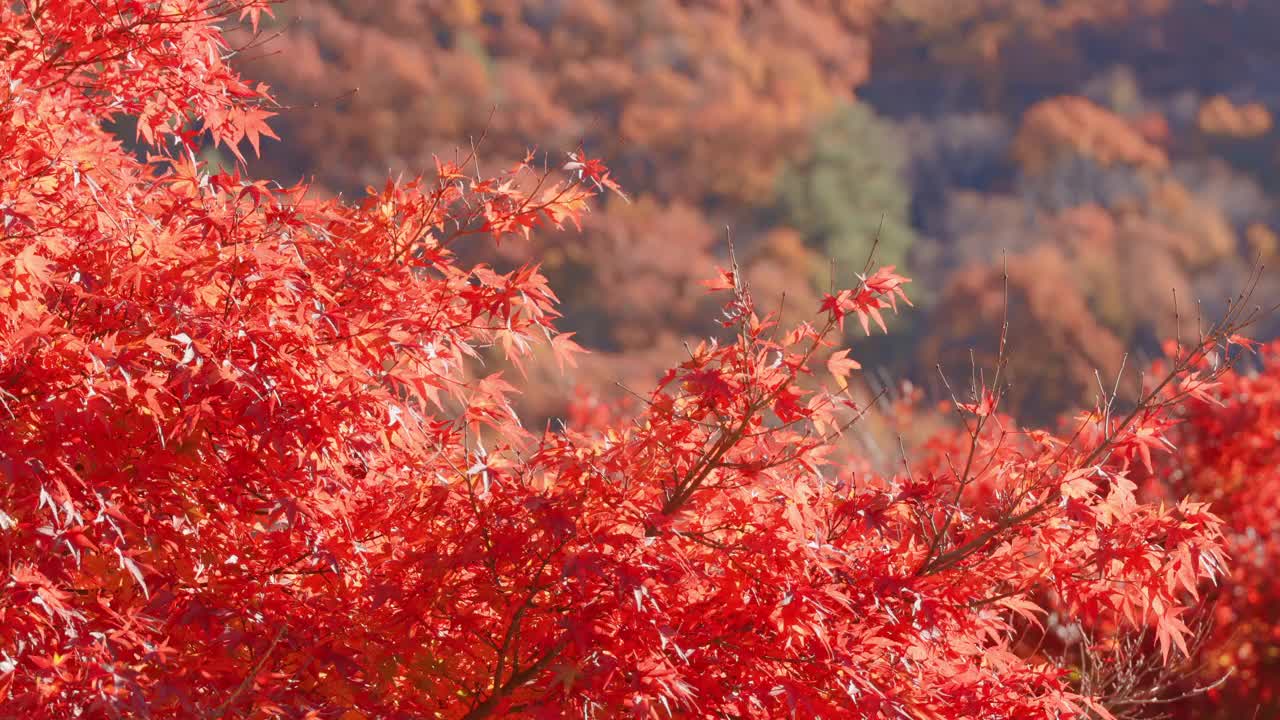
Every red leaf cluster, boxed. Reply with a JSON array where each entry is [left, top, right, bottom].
[[1140, 341, 1280, 717]]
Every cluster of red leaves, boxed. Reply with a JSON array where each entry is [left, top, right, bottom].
[[1136, 339, 1280, 718], [1, 1, 595, 714], [0, 2, 1237, 719]]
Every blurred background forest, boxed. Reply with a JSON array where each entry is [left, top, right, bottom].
[[225, 0, 1280, 429]]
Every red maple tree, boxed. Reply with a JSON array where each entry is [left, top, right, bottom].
[[1133, 336, 1280, 718], [0, 2, 1245, 718]]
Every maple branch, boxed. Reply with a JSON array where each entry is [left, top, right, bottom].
[[916, 256, 1017, 566], [459, 637, 567, 720], [211, 624, 286, 719], [920, 283, 1265, 576]]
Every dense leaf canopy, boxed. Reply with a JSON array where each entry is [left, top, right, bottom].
[[0, 2, 1253, 718]]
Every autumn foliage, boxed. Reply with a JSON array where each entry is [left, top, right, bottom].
[[0, 2, 1262, 719], [1132, 339, 1280, 718]]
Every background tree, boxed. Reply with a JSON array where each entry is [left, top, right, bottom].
[[776, 102, 917, 278]]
